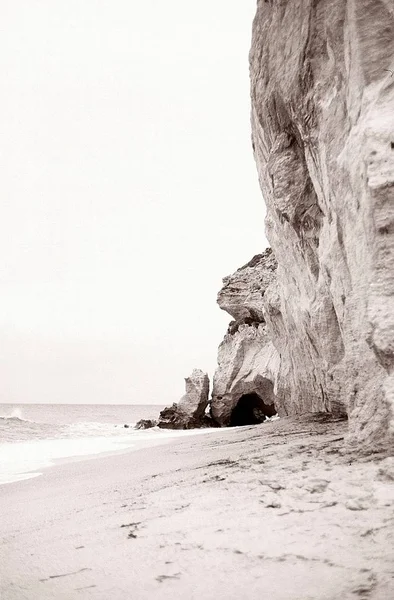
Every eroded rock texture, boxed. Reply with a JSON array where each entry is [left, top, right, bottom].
[[249, 0, 394, 448], [158, 369, 211, 429], [211, 250, 280, 426], [135, 419, 157, 430]]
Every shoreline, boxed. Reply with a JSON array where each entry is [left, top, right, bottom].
[[1, 415, 393, 599], [0, 424, 226, 487]]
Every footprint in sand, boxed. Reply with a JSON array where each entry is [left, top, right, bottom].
[[156, 573, 181, 583], [302, 479, 330, 493], [345, 498, 370, 511], [260, 493, 282, 508], [120, 521, 141, 538]]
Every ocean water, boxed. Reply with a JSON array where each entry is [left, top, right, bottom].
[[0, 404, 214, 485]]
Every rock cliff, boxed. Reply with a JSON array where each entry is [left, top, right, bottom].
[[211, 250, 280, 426], [247, 0, 394, 449]]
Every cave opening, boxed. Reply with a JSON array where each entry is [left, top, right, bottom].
[[230, 391, 277, 427]]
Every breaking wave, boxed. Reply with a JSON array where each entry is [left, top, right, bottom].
[[0, 413, 56, 443], [0, 410, 135, 443]]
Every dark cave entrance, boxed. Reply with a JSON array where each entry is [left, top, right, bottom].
[[230, 392, 277, 427]]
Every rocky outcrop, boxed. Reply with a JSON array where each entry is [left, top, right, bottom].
[[211, 324, 279, 426], [249, 0, 394, 449], [217, 250, 277, 324], [135, 419, 157, 430], [158, 369, 211, 429], [211, 250, 280, 426]]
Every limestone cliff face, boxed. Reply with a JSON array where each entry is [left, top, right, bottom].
[[249, 0, 394, 448], [211, 250, 280, 426]]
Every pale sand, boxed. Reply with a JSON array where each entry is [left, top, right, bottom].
[[1, 416, 393, 600]]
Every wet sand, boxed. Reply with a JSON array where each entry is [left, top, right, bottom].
[[1, 415, 393, 600]]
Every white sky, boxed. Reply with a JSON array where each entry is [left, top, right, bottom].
[[0, 0, 267, 405]]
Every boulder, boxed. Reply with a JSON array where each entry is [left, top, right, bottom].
[[158, 369, 210, 429], [135, 419, 157, 430]]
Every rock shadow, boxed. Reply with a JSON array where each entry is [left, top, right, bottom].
[[230, 390, 277, 427]]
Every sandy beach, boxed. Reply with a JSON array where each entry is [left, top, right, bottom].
[[1, 415, 393, 600]]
